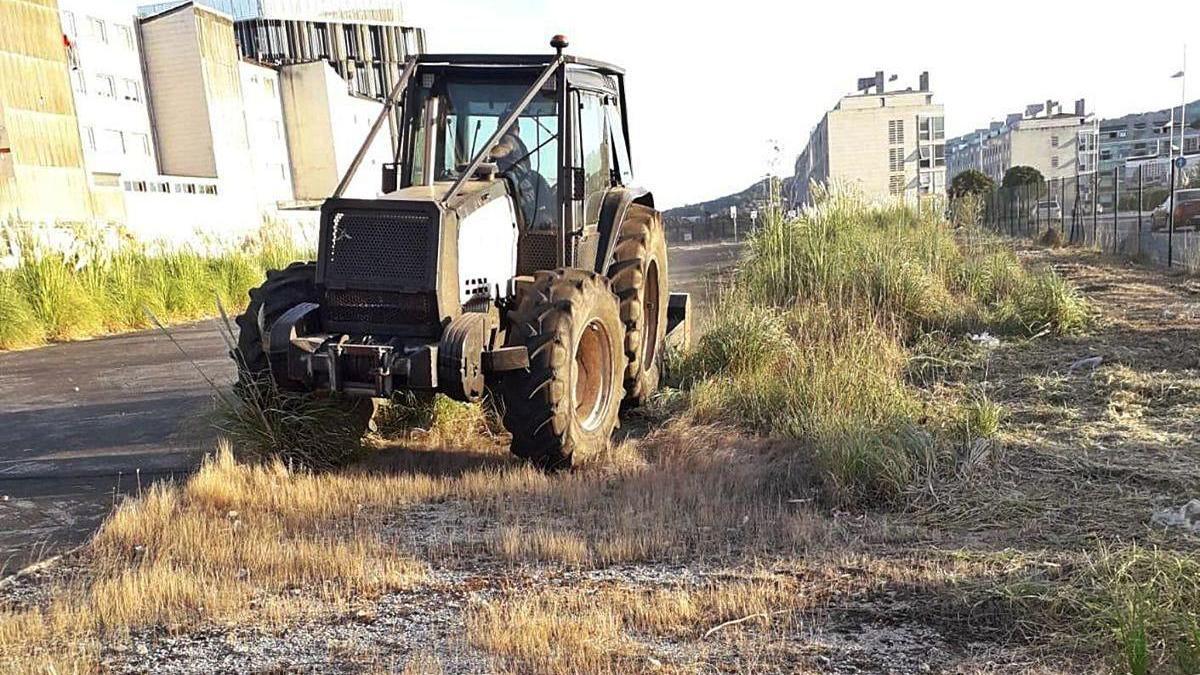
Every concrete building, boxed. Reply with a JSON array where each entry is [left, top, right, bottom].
[[59, 0, 157, 224], [792, 71, 945, 205], [3, 0, 422, 249], [0, 0, 98, 224], [278, 61, 391, 202], [139, 0, 425, 101], [945, 100, 1097, 186]]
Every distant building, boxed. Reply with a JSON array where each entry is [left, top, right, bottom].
[[1094, 101, 1200, 186], [945, 99, 1096, 186], [792, 71, 945, 205]]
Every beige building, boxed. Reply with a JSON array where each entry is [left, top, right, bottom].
[[946, 100, 1097, 185], [0, 0, 101, 223], [793, 71, 945, 205]]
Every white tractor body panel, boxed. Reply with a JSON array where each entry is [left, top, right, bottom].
[[457, 196, 519, 305]]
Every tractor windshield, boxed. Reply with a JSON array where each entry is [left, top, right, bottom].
[[407, 76, 560, 230]]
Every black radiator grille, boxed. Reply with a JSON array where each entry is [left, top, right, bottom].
[[324, 210, 436, 287], [323, 289, 433, 328]]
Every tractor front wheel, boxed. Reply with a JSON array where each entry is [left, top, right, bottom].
[[500, 269, 625, 470], [233, 262, 376, 437]]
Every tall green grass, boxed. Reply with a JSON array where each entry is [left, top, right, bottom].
[[0, 223, 309, 350], [674, 184, 1090, 506]]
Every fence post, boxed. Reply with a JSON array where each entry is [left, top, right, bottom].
[[1091, 170, 1099, 247], [1137, 165, 1143, 258], [1169, 159, 1177, 268], [1112, 166, 1119, 255], [1060, 178, 1066, 236]]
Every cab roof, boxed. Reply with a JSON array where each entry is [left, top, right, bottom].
[[416, 53, 625, 76]]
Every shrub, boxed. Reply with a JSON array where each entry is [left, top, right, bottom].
[[677, 184, 1088, 506]]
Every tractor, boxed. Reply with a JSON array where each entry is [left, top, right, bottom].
[[234, 36, 689, 469]]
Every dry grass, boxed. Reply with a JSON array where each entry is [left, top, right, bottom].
[[0, 442, 426, 672], [466, 578, 807, 674]]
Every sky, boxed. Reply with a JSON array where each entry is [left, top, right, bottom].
[[406, 0, 1199, 209]]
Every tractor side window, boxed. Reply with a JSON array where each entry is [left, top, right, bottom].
[[576, 91, 612, 226], [605, 102, 633, 185]]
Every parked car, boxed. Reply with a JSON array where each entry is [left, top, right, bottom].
[[1030, 200, 1063, 221], [1150, 189, 1200, 231]]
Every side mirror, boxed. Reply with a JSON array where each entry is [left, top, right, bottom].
[[381, 163, 398, 194]]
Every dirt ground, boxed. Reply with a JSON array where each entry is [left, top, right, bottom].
[[3, 245, 1198, 674]]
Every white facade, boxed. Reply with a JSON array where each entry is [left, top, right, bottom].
[[239, 62, 295, 208], [59, 0, 158, 221], [279, 61, 390, 201]]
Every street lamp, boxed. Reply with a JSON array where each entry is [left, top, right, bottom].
[[1170, 45, 1187, 163]]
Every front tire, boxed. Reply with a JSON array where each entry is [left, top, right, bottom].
[[500, 269, 625, 470], [233, 262, 376, 436], [609, 204, 670, 407]]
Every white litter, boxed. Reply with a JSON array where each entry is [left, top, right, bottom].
[[1151, 499, 1200, 534], [969, 332, 1001, 348]]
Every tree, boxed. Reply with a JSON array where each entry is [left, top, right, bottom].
[[948, 169, 995, 199], [1002, 165, 1044, 189]]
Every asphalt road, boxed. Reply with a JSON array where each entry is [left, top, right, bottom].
[[0, 242, 744, 574]]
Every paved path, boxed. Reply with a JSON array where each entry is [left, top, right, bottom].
[[0, 243, 742, 575], [0, 321, 230, 574]]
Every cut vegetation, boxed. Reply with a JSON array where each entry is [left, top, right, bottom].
[[4, 188, 1199, 674]]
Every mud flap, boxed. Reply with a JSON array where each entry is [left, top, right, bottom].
[[664, 292, 692, 352]]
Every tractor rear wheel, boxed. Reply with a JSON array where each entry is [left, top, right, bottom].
[[500, 268, 625, 470], [609, 204, 669, 406], [234, 262, 376, 435]]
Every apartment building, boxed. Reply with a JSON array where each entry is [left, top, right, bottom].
[[2, 0, 422, 246], [792, 71, 945, 205], [1094, 101, 1200, 186], [0, 0, 98, 223], [945, 100, 1096, 185]]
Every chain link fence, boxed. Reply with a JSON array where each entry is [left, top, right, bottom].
[[982, 159, 1200, 271]]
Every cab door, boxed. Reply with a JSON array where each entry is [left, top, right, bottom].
[[570, 89, 614, 267]]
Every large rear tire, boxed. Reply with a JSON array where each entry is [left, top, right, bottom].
[[233, 262, 376, 435], [500, 269, 625, 470], [608, 204, 669, 406]]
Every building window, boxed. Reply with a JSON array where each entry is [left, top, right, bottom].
[[272, 120, 282, 140], [123, 79, 141, 101], [83, 126, 95, 151], [889, 174, 905, 195], [917, 116, 944, 142], [888, 119, 904, 145], [71, 69, 86, 93], [95, 74, 115, 98], [888, 147, 904, 172], [1051, 135, 1059, 147], [62, 10, 77, 37], [103, 129, 125, 154], [1051, 156, 1060, 168], [87, 17, 106, 43], [131, 133, 150, 155], [116, 24, 134, 50], [265, 78, 275, 96], [933, 144, 945, 167]]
